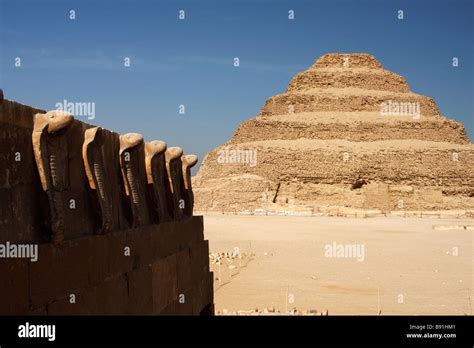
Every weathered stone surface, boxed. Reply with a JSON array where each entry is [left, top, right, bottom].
[[32, 111, 75, 243], [83, 127, 114, 233], [194, 53, 474, 213], [182, 154, 198, 217], [190, 240, 209, 282], [1, 98, 213, 315], [29, 239, 91, 309], [145, 140, 171, 222], [175, 288, 195, 315], [165, 147, 184, 219], [152, 221, 179, 258], [176, 247, 192, 292], [95, 275, 129, 315], [193, 272, 214, 315], [119, 133, 151, 227], [0, 258, 29, 314], [88, 231, 133, 286], [152, 254, 178, 313], [126, 267, 153, 315], [47, 287, 98, 315]]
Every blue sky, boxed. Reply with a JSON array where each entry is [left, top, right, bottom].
[[1, 0, 473, 170]]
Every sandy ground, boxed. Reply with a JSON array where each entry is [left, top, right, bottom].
[[204, 215, 473, 315]]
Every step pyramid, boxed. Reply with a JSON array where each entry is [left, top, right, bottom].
[[193, 53, 474, 214]]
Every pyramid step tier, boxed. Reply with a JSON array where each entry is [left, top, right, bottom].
[[196, 139, 474, 187], [312, 53, 383, 70], [259, 91, 440, 117], [229, 113, 470, 145], [194, 139, 474, 212], [287, 69, 409, 93], [194, 176, 474, 212]]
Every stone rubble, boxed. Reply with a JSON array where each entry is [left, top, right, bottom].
[[216, 307, 328, 316]]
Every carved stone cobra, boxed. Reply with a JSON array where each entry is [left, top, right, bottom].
[[82, 127, 113, 233], [165, 147, 184, 219], [145, 140, 171, 223], [181, 154, 198, 217], [32, 110, 74, 243], [119, 133, 150, 227]]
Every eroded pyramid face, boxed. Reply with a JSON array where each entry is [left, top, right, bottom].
[[193, 53, 474, 214], [260, 53, 439, 118]]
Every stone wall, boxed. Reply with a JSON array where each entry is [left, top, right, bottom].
[[0, 98, 213, 315]]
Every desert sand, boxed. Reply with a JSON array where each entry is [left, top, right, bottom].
[[204, 214, 473, 315]]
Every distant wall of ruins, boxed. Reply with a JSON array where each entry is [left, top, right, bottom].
[[0, 99, 213, 315]]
